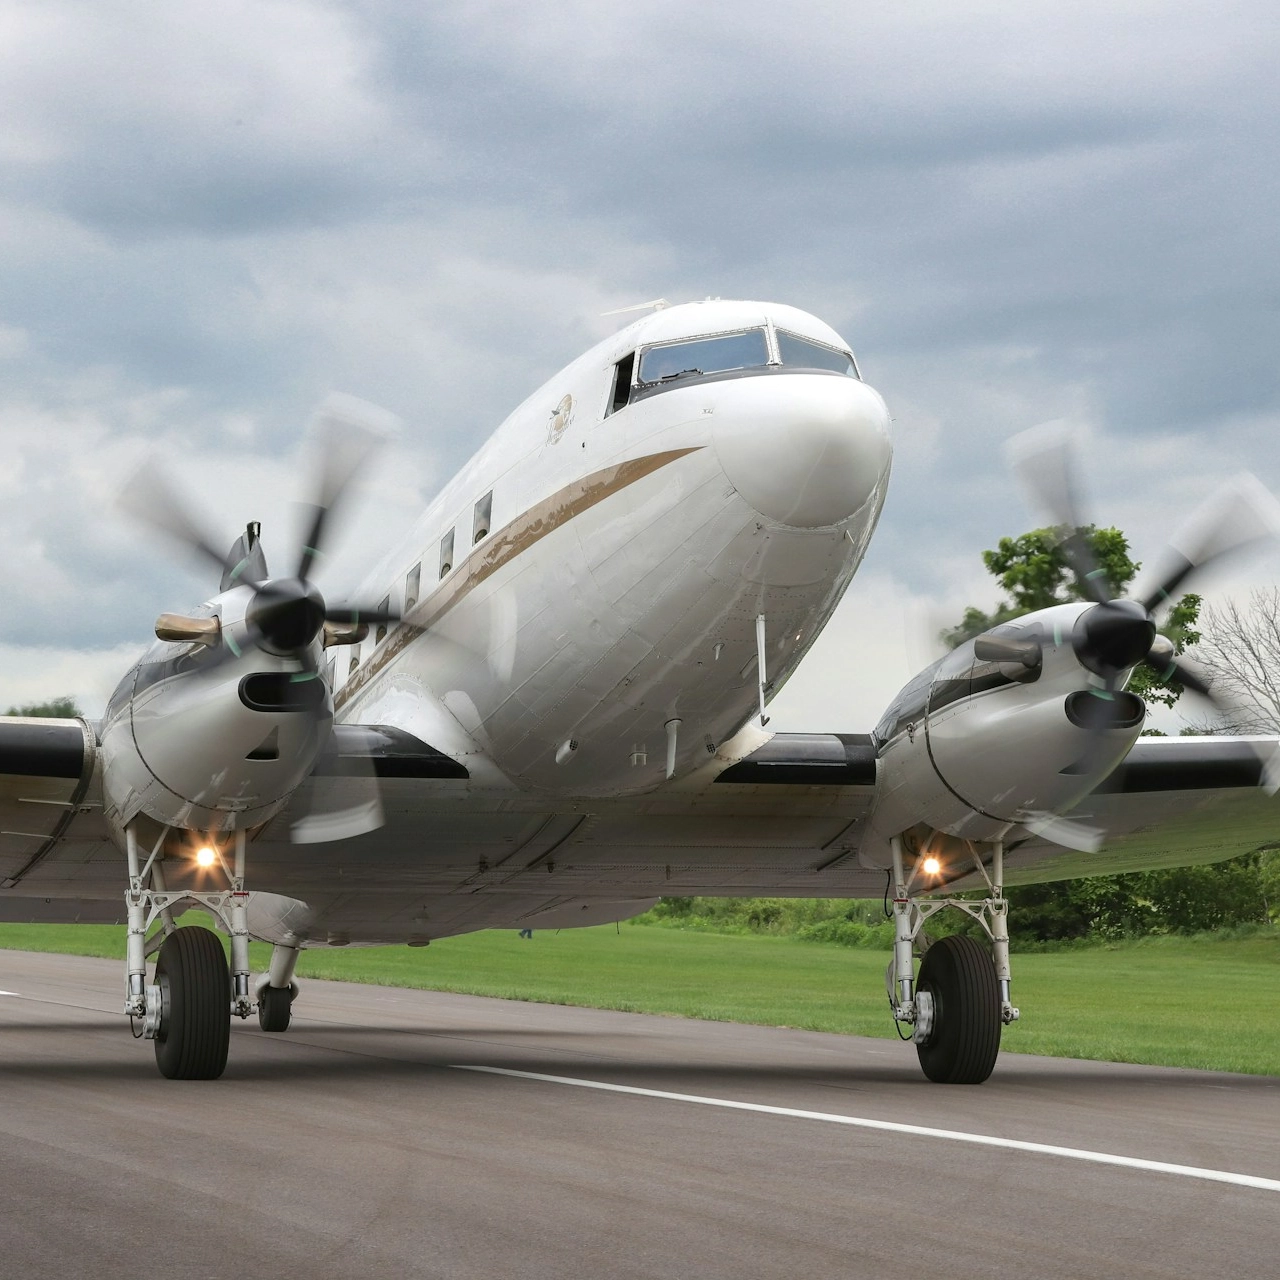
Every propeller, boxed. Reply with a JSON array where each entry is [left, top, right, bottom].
[[121, 397, 400, 672], [1007, 423, 1280, 790]]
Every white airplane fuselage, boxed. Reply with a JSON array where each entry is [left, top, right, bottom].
[[99, 299, 892, 834], [335, 300, 892, 798]]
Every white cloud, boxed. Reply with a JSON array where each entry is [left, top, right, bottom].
[[0, 643, 142, 717]]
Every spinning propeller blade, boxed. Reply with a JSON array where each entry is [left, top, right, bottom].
[[1137, 473, 1280, 613], [120, 462, 261, 587], [1007, 422, 1110, 604], [295, 397, 391, 582]]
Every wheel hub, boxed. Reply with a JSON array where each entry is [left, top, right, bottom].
[[912, 989, 935, 1044]]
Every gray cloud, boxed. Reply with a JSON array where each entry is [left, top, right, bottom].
[[2, 0, 1279, 709]]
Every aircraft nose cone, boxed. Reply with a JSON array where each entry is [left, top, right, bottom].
[[712, 375, 892, 528]]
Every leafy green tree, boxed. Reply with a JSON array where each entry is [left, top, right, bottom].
[[1261, 849, 1280, 924], [941, 525, 1138, 647], [5, 697, 83, 718]]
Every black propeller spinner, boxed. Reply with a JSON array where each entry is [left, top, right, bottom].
[[247, 577, 328, 653]]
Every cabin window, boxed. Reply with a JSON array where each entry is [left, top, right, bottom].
[[439, 528, 454, 578], [608, 351, 635, 415], [348, 651, 360, 676], [637, 329, 769, 387], [473, 491, 492, 544], [375, 595, 390, 646], [405, 563, 421, 610], [776, 330, 859, 378]]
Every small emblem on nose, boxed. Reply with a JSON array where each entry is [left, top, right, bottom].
[[547, 394, 574, 444]]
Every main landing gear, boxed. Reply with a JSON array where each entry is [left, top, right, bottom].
[[122, 825, 298, 1079], [152, 926, 230, 1079], [887, 835, 1018, 1084]]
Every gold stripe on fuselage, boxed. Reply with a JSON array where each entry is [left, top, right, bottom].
[[335, 446, 704, 712]]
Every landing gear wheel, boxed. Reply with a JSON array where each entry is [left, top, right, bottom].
[[257, 984, 294, 1033], [153, 927, 230, 1080], [914, 934, 1001, 1085]]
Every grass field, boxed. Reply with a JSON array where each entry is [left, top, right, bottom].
[[2, 921, 1277, 1075]]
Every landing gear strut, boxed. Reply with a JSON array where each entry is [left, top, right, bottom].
[[887, 835, 1018, 1084], [122, 825, 256, 1080]]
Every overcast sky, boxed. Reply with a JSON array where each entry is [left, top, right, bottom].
[[2, 1, 1278, 728]]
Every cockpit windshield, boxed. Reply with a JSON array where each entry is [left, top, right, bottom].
[[776, 331, 858, 377], [637, 329, 770, 386]]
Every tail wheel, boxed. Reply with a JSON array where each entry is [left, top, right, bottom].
[[257, 984, 294, 1033], [153, 927, 231, 1080], [914, 934, 1001, 1085]]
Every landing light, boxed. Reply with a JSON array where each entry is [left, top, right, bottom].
[[922, 856, 942, 877], [195, 846, 216, 869]]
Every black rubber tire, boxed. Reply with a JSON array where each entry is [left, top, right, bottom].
[[257, 984, 293, 1033], [914, 934, 1001, 1085], [153, 927, 231, 1080]]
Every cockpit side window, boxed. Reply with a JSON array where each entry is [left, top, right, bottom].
[[608, 351, 635, 415], [776, 330, 859, 378], [637, 329, 770, 387]]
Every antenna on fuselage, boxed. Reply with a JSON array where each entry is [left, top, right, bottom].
[[600, 298, 669, 316]]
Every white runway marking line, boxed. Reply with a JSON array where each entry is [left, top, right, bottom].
[[0, 991, 20, 997], [454, 1065, 1280, 1194]]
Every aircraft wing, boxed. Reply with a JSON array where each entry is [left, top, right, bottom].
[[1, 721, 1274, 943]]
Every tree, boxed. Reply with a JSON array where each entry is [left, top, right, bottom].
[[1130, 593, 1201, 711], [5, 697, 83, 718], [1188, 588, 1280, 733], [1262, 848, 1280, 924], [941, 525, 1138, 647], [998, 855, 1272, 942], [942, 524, 1200, 710]]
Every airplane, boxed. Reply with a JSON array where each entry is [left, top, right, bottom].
[[2, 298, 1278, 1085]]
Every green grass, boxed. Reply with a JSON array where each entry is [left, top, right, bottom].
[[2, 921, 1277, 1075]]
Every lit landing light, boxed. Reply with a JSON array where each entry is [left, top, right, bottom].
[[195, 846, 216, 869], [922, 855, 942, 877]]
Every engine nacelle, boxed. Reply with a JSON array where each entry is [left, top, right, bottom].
[[100, 588, 332, 834], [870, 603, 1145, 843]]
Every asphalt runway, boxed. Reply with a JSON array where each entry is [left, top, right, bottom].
[[1, 950, 1276, 1280]]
